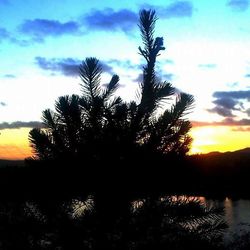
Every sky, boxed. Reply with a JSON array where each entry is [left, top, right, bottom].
[[0, 0, 250, 159]]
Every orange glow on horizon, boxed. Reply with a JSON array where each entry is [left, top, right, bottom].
[[1, 126, 250, 160], [0, 128, 32, 160], [190, 126, 250, 154]]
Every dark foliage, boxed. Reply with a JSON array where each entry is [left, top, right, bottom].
[[0, 9, 228, 250]]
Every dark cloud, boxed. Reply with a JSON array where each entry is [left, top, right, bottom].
[[227, 0, 249, 11], [35, 57, 114, 76], [192, 118, 250, 127], [83, 8, 138, 32], [245, 74, 250, 78], [213, 97, 239, 110], [100, 62, 114, 75], [19, 19, 80, 41], [132, 72, 174, 83], [0, 121, 44, 130], [35, 57, 81, 77], [198, 63, 216, 69], [213, 90, 250, 100], [245, 108, 250, 116], [0, 102, 6, 106], [144, 1, 193, 18], [208, 90, 250, 117], [207, 106, 235, 117]]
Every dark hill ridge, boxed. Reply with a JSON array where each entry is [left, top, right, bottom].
[[187, 147, 250, 197], [0, 159, 24, 167], [0, 147, 250, 198]]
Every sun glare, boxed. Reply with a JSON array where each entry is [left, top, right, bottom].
[[190, 126, 250, 154]]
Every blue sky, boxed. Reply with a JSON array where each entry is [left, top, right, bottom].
[[0, 0, 250, 157]]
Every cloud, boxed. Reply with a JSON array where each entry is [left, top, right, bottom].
[[208, 90, 250, 117], [83, 8, 138, 32], [132, 72, 174, 83], [2, 74, 16, 78], [213, 97, 239, 110], [19, 19, 80, 41], [35, 57, 81, 77], [207, 106, 235, 117], [144, 1, 193, 18], [213, 90, 250, 100], [198, 63, 217, 69], [0, 27, 31, 46], [227, 0, 249, 11], [100, 62, 114, 74], [0, 121, 44, 130], [0, 102, 6, 106], [0, 27, 10, 41], [245, 108, 250, 117], [107, 59, 142, 70], [162, 1, 193, 17], [35, 57, 114, 76], [192, 118, 250, 127], [227, 82, 239, 88]]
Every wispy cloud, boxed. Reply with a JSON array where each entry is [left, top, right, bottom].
[[0, 121, 43, 130], [143, 1, 193, 18], [107, 59, 142, 70], [192, 118, 250, 127], [0, 26, 30, 46], [0, 102, 6, 106], [19, 19, 81, 42], [2, 74, 16, 78], [165, 59, 174, 64], [162, 1, 193, 18], [35, 57, 114, 76], [227, 0, 249, 11], [83, 8, 138, 32], [0, 27, 10, 41], [198, 63, 217, 69]]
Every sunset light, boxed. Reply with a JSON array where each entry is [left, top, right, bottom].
[[1, 0, 250, 159], [1, 2, 250, 248]]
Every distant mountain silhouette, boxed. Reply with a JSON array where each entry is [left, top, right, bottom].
[[0, 159, 24, 167], [188, 147, 250, 197]]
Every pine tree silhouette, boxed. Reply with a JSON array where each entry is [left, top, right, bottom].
[[25, 9, 227, 250]]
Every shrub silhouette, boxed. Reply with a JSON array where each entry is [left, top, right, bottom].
[[28, 10, 194, 166], [23, 9, 227, 250]]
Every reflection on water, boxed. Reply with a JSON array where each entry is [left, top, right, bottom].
[[200, 197, 250, 243], [224, 198, 250, 235]]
